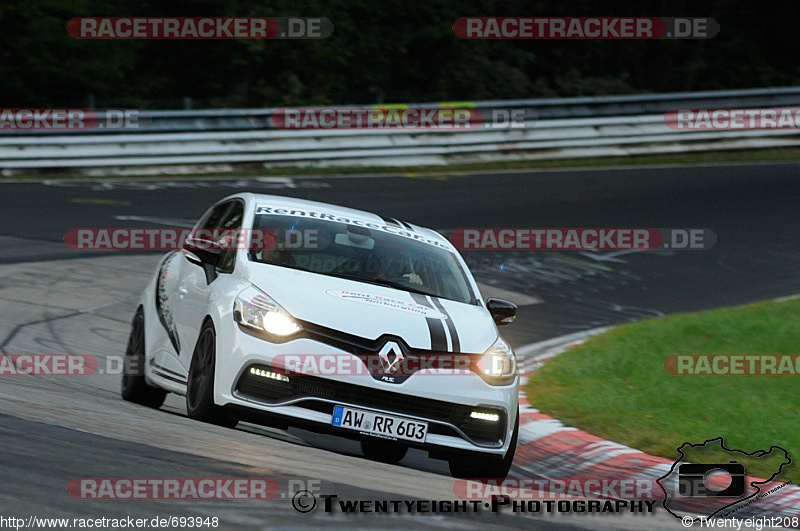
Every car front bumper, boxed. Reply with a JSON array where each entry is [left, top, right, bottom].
[[215, 329, 519, 456]]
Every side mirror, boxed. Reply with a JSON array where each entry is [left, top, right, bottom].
[[182, 237, 223, 267], [486, 298, 517, 326]]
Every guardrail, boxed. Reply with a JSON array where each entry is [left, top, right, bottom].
[[1, 87, 799, 174]]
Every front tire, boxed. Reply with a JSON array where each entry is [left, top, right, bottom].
[[360, 438, 408, 464], [186, 322, 238, 428], [121, 308, 167, 408], [448, 411, 519, 480]]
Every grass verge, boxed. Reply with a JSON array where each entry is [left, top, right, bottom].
[[524, 296, 800, 483], [3, 146, 800, 181]]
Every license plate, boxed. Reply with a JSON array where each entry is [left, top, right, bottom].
[[331, 405, 428, 442]]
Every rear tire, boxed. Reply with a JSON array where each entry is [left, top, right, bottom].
[[360, 438, 408, 464], [121, 308, 167, 409], [448, 411, 519, 480], [186, 322, 238, 428]]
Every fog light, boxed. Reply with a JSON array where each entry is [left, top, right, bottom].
[[250, 367, 289, 382], [470, 411, 499, 422]]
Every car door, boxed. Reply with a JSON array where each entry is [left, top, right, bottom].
[[174, 200, 243, 367]]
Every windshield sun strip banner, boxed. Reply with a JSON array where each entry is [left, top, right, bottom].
[[255, 206, 449, 251]]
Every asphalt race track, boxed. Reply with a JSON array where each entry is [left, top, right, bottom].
[[0, 161, 798, 529]]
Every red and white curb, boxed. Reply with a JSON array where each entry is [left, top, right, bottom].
[[512, 328, 800, 521]]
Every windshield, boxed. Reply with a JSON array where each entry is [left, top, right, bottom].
[[249, 213, 475, 304]]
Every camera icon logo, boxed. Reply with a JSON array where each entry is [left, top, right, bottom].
[[678, 462, 746, 497], [658, 438, 792, 522]]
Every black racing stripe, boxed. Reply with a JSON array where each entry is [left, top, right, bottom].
[[410, 293, 448, 352], [431, 297, 460, 353], [152, 369, 187, 385], [379, 215, 402, 228], [396, 219, 414, 231], [154, 252, 181, 354], [379, 215, 414, 232], [151, 362, 186, 380]]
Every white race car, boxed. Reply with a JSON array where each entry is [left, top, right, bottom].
[[122, 193, 519, 478]]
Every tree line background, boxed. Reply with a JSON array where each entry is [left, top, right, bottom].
[[0, 0, 795, 108]]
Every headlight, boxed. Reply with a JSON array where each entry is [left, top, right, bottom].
[[233, 285, 301, 337], [478, 337, 517, 384]]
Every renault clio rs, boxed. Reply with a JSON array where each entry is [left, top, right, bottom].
[[122, 193, 519, 478]]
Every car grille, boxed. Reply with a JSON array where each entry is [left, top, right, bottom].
[[293, 319, 483, 385], [236, 364, 506, 446]]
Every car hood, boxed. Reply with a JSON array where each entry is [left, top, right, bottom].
[[245, 264, 496, 353]]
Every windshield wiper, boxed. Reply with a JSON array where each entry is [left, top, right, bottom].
[[322, 271, 439, 298], [369, 277, 440, 298], [254, 259, 314, 273], [255, 261, 448, 300]]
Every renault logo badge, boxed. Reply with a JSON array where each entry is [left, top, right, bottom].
[[378, 341, 404, 373]]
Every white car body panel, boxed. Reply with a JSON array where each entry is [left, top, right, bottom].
[[137, 193, 519, 456]]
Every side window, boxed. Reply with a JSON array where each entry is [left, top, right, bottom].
[[194, 202, 232, 234], [216, 201, 244, 273]]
